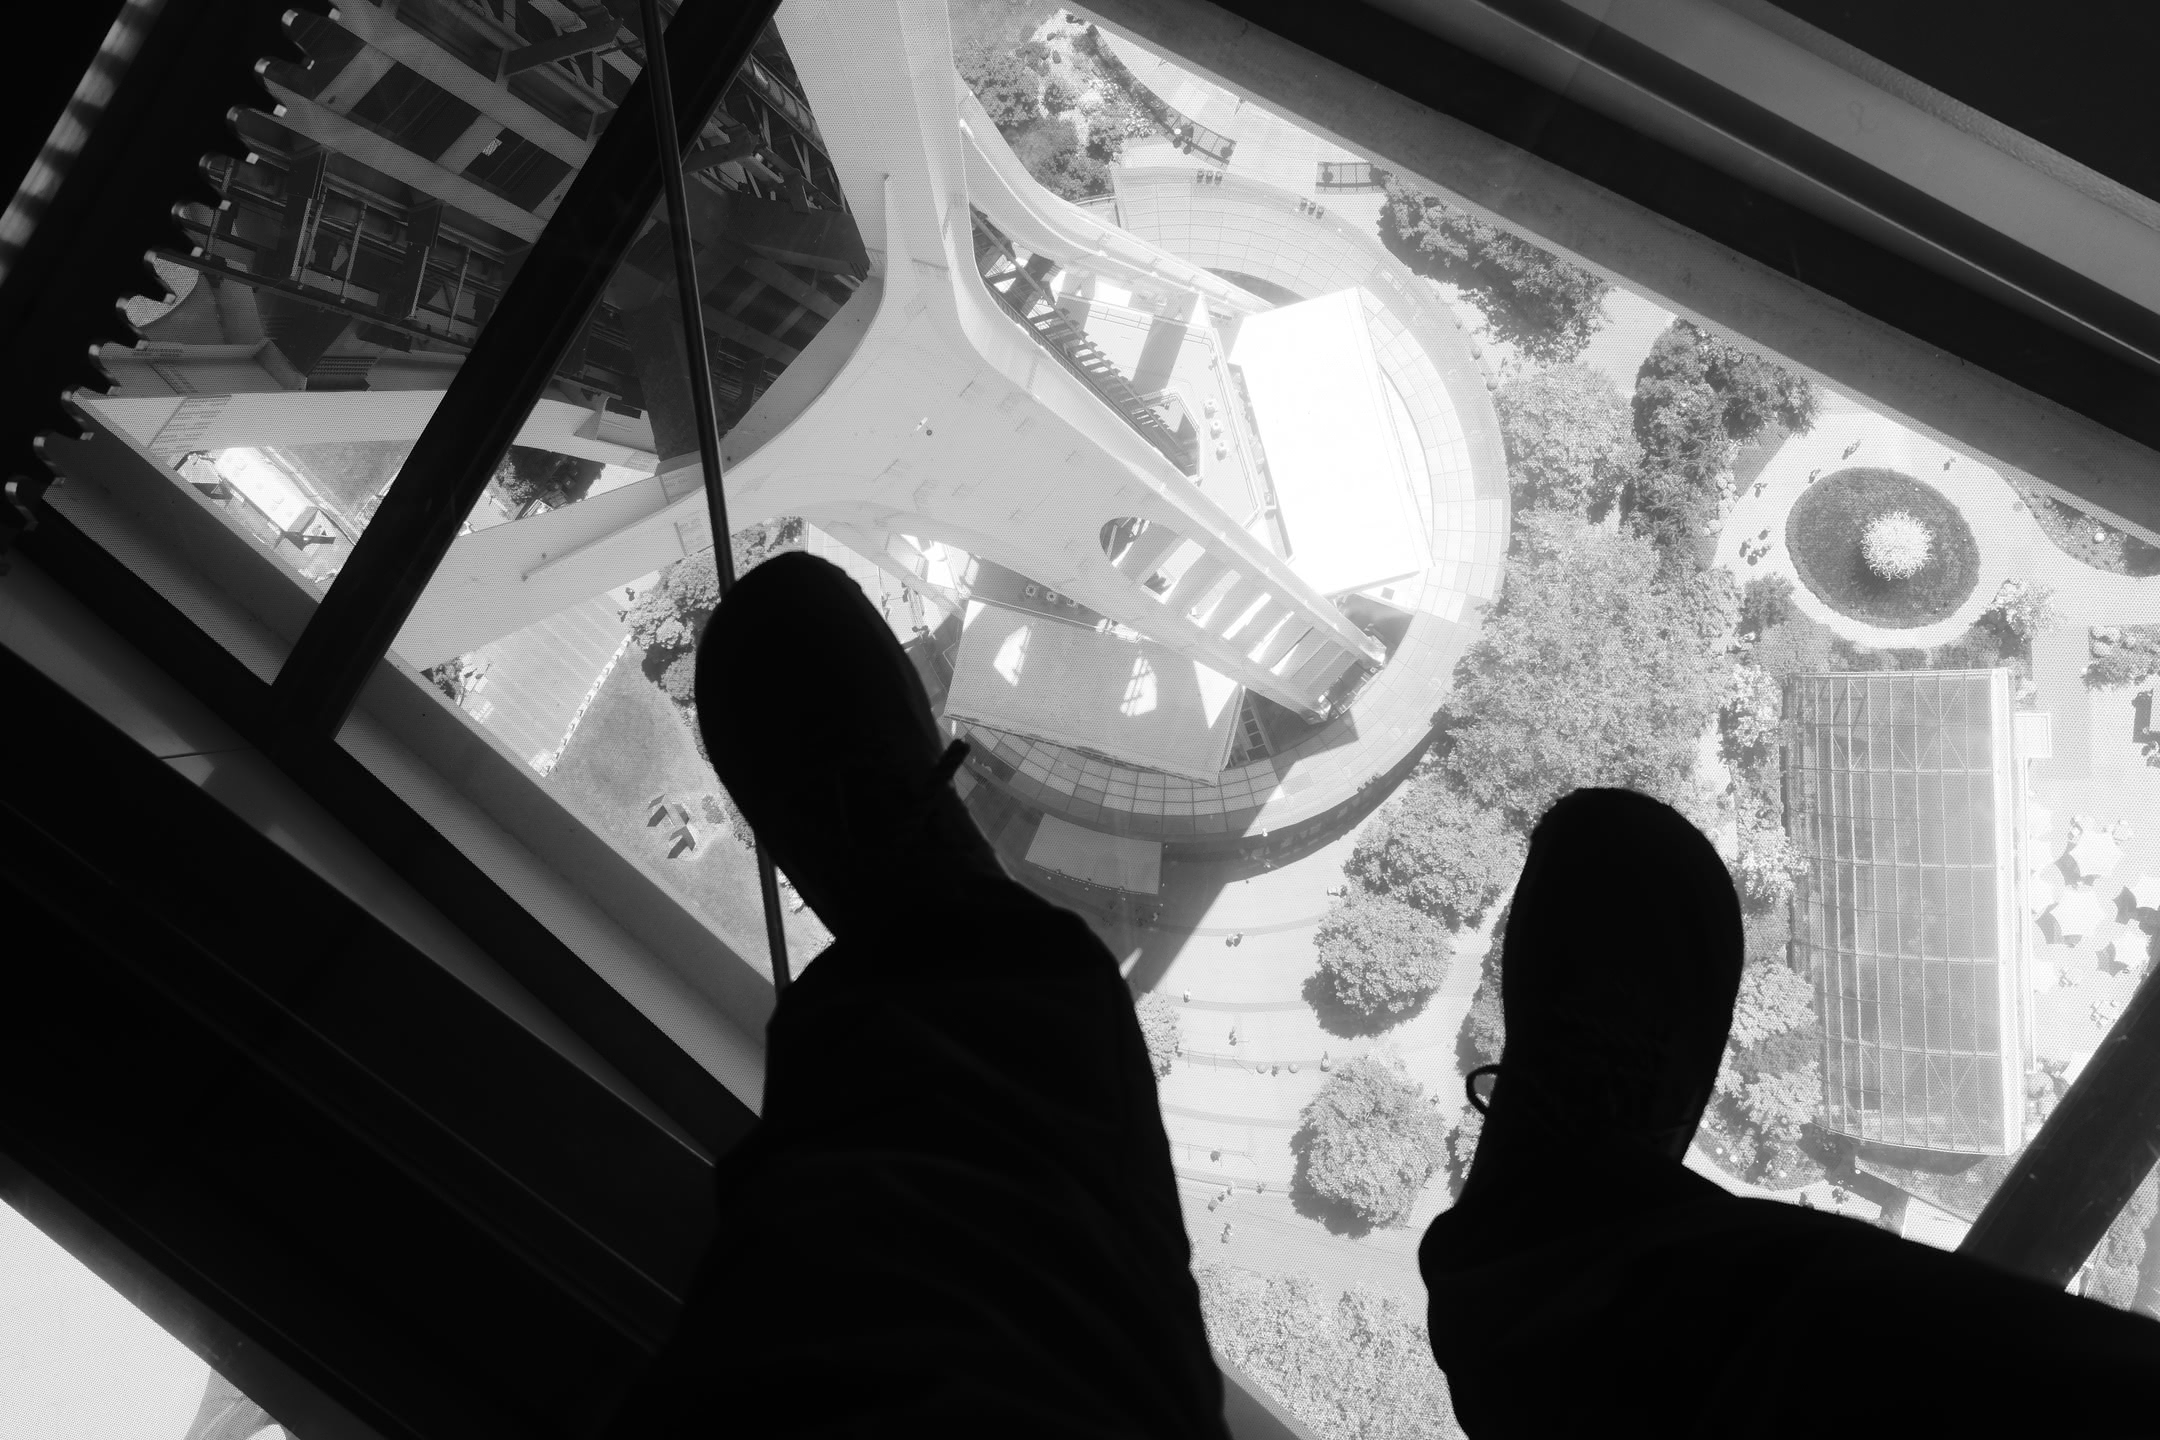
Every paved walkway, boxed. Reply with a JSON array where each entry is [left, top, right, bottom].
[[1104, 808, 1500, 1294], [465, 592, 631, 771], [1718, 392, 2160, 648]]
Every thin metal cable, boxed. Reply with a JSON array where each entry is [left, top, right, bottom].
[[640, 0, 793, 991]]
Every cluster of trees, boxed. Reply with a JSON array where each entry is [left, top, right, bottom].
[[491, 445, 600, 515], [1347, 773, 1521, 929], [1296, 1055, 1449, 1227], [1379, 187, 1610, 365], [1341, 517, 1738, 1191], [2085, 1169, 2159, 1314], [1624, 321, 1820, 573], [1134, 990, 1182, 1079], [2087, 623, 2160, 689], [1709, 914, 1821, 1173], [621, 519, 803, 845], [1313, 306, 1824, 1198], [1443, 509, 1733, 827], [1490, 364, 1637, 516], [957, 36, 1140, 203], [1442, 932, 1504, 1194], [1195, 1264, 1463, 1440], [1483, 323, 1824, 574], [625, 517, 805, 707]]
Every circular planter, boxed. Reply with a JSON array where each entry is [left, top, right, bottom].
[[1785, 467, 1979, 628]]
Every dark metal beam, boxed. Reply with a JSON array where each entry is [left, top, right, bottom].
[[263, 0, 779, 740], [20, 500, 757, 1164], [0, 641, 717, 1438], [639, 0, 794, 993], [502, 23, 620, 76], [683, 129, 762, 173], [1959, 964, 2160, 1285]]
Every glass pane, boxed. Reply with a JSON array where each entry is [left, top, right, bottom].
[[375, 13, 861, 976], [0, 1199, 291, 1439], [82, 0, 692, 596], [68, 0, 2160, 1380]]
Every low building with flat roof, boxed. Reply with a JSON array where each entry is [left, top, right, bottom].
[[1785, 669, 2031, 1155], [1227, 288, 1432, 599]]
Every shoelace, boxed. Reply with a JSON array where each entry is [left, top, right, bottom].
[[1463, 1058, 1704, 1155], [1466, 1062, 1501, 1116]]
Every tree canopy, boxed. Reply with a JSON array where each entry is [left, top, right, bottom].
[[1313, 890, 1453, 1020], [1007, 115, 1110, 201], [1195, 1264, 1464, 1440], [1346, 772, 1521, 927], [1441, 510, 1731, 825], [1749, 615, 1835, 683], [2088, 1170, 2160, 1312], [957, 40, 1041, 132], [492, 445, 600, 514], [1297, 1056, 1448, 1227], [625, 518, 804, 671], [1378, 185, 1610, 365], [1739, 575, 1797, 638], [1626, 321, 1819, 570], [2086, 624, 2160, 690], [1134, 990, 1182, 1079], [1491, 363, 1637, 515], [1717, 956, 1818, 1102]]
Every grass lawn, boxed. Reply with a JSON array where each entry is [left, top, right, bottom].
[[1786, 467, 1979, 628], [547, 655, 827, 976]]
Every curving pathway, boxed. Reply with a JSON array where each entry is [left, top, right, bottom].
[[1718, 395, 2160, 645]]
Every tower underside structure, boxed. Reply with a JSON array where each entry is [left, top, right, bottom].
[[83, 0, 1393, 720]]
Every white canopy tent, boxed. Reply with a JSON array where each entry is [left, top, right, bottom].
[[2051, 886, 2105, 942], [2069, 831, 2124, 883]]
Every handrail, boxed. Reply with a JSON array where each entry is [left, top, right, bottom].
[[971, 211, 1197, 476]]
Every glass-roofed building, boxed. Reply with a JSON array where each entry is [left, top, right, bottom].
[[1786, 669, 2031, 1156]]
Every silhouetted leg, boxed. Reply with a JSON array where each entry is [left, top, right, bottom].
[[609, 874, 1225, 1439], [1422, 1140, 2160, 1436], [1425, 788, 2160, 1436]]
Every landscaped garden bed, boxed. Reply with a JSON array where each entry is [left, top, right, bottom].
[[2004, 473, 2160, 576], [1786, 467, 1979, 627]]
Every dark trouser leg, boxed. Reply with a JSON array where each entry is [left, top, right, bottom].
[[1421, 1144, 2160, 1437], [610, 877, 1226, 1439]]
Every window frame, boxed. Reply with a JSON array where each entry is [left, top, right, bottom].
[[15, 0, 2160, 1328]]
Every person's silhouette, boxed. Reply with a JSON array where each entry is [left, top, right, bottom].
[[607, 558, 2160, 1437], [604, 554, 1228, 1437]]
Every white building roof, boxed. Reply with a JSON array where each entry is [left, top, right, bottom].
[[1228, 288, 1430, 597], [942, 602, 1240, 783]]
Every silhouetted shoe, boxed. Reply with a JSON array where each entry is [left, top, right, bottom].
[[695, 552, 1004, 938], [1453, 788, 1745, 1209]]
